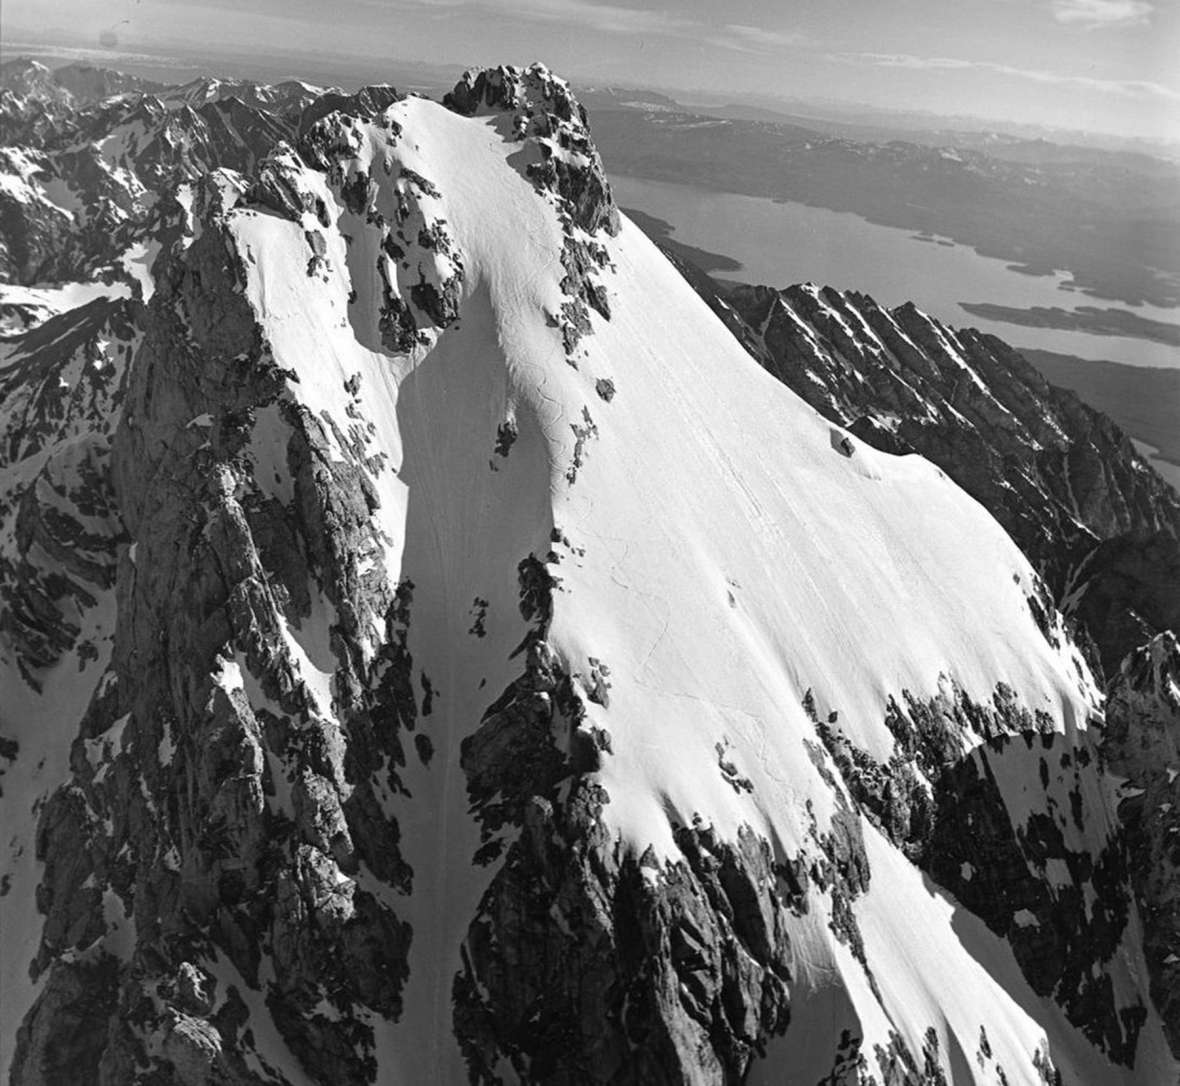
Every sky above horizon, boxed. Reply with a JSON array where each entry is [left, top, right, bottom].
[[5, 0, 1179, 141]]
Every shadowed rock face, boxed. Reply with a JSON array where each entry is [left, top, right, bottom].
[[925, 730, 1146, 1065], [452, 555, 801, 1083], [1104, 634, 1180, 1055], [8, 168, 418, 1083], [806, 679, 1152, 1064], [1070, 533, 1180, 679]]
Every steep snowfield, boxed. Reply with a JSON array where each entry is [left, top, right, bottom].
[[549, 217, 1095, 838], [203, 89, 1163, 1080]]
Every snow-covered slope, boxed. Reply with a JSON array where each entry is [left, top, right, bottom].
[[2, 64, 1175, 1085], [708, 280, 1180, 621]]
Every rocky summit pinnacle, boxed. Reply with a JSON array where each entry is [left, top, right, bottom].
[[1, 60, 1178, 1086]]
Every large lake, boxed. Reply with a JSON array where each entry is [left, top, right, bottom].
[[612, 176, 1180, 373]]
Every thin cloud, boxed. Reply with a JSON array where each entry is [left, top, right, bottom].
[[712, 23, 807, 54], [475, 5, 808, 53], [356, 0, 697, 36], [482, 0, 694, 35], [1051, 0, 1153, 28], [357, 0, 805, 52], [835, 51, 1180, 102]]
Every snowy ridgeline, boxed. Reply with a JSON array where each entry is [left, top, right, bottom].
[[1, 62, 1176, 1086]]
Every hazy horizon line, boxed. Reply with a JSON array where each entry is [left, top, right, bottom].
[[4, 32, 1178, 156]]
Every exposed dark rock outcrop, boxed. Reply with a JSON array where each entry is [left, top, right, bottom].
[[1069, 532, 1180, 679], [1104, 634, 1180, 1053], [453, 557, 799, 1081], [925, 730, 1145, 1065], [805, 675, 1149, 1064], [444, 64, 619, 237]]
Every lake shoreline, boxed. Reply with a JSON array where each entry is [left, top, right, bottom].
[[612, 174, 1180, 373]]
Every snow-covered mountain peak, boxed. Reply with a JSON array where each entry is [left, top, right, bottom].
[[0, 57, 162, 110], [3, 63, 1178, 1085], [444, 61, 581, 122], [165, 75, 327, 116], [444, 62, 620, 236]]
